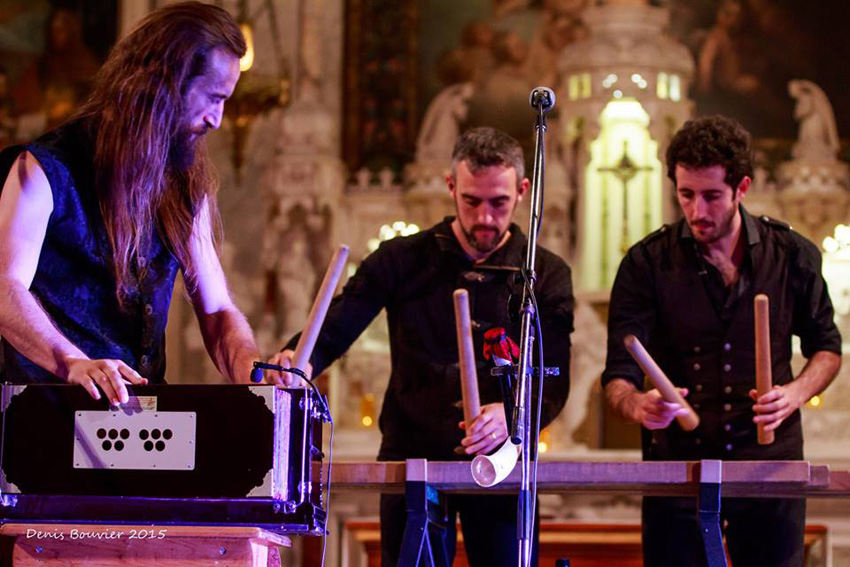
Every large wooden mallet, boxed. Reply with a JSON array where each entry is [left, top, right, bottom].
[[754, 293, 775, 445], [453, 289, 481, 429], [290, 245, 350, 376], [624, 335, 700, 431]]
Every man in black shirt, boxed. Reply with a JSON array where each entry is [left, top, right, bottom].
[[603, 116, 841, 567], [272, 127, 574, 566]]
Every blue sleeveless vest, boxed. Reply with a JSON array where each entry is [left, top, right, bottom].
[[0, 121, 179, 383]]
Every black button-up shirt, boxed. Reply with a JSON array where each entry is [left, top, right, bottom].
[[602, 207, 841, 460], [286, 217, 574, 461]]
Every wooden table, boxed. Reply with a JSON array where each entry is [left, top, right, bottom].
[[0, 524, 290, 567], [326, 459, 850, 567], [328, 459, 850, 497]]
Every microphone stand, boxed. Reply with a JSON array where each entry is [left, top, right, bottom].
[[511, 86, 554, 567]]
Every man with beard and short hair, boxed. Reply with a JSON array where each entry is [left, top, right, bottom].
[[603, 115, 842, 567], [0, 2, 261, 402], [270, 127, 574, 567]]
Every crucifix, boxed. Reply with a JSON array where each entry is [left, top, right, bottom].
[[598, 140, 653, 253]]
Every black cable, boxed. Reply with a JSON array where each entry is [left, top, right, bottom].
[[321, 408, 334, 567], [520, 269, 545, 529]]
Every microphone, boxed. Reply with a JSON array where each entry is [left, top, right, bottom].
[[529, 86, 555, 112], [250, 366, 264, 383], [250, 361, 332, 422], [250, 361, 308, 383]]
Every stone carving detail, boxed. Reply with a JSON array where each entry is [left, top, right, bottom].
[[789, 79, 840, 162], [298, 0, 325, 102], [776, 80, 849, 247], [547, 299, 607, 449], [415, 82, 474, 165]]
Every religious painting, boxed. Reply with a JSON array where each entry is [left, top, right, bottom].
[[343, 0, 849, 177], [0, 0, 117, 147], [343, 0, 591, 176], [667, 0, 850, 142]]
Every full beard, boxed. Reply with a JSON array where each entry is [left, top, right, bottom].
[[168, 128, 203, 174], [690, 202, 739, 245], [462, 223, 506, 253]]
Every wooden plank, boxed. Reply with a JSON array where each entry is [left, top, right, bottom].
[[329, 460, 846, 497], [328, 461, 406, 490], [720, 461, 810, 483], [1, 523, 288, 567], [427, 460, 699, 492], [826, 470, 850, 497]]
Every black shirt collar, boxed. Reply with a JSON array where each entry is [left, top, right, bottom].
[[678, 205, 760, 283]]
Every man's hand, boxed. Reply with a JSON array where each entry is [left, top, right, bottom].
[[622, 388, 688, 429], [750, 384, 804, 432], [266, 349, 313, 387], [606, 379, 690, 430], [622, 388, 690, 430], [459, 402, 508, 455], [749, 350, 841, 432], [65, 357, 147, 405]]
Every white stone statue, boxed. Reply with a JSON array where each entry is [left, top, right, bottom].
[[789, 79, 840, 161], [549, 299, 607, 450], [298, 0, 324, 102], [414, 82, 474, 164]]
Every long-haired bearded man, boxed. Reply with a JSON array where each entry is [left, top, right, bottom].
[[0, 2, 260, 404]]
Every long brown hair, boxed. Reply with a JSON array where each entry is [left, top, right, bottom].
[[73, 2, 245, 300]]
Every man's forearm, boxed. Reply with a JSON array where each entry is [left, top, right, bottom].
[[605, 378, 641, 423], [197, 307, 260, 384], [0, 277, 87, 379], [789, 350, 842, 404]]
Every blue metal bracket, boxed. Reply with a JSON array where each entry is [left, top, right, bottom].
[[398, 459, 449, 567], [698, 459, 728, 567]]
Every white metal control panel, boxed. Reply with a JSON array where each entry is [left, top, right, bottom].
[[73, 410, 196, 470]]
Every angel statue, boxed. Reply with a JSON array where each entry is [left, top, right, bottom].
[[789, 79, 840, 161]]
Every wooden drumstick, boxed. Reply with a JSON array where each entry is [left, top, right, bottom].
[[624, 335, 700, 431], [754, 293, 775, 445], [453, 289, 481, 428], [291, 245, 350, 374]]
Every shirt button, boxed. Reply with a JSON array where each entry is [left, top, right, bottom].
[[694, 346, 701, 353], [724, 424, 732, 432], [723, 403, 732, 411], [693, 363, 701, 371], [724, 343, 731, 351], [693, 403, 701, 410], [724, 386, 732, 394], [723, 363, 732, 372], [695, 438, 702, 445], [144, 304, 153, 316], [725, 443, 733, 451], [695, 384, 703, 392], [140, 355, 150, 366]]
